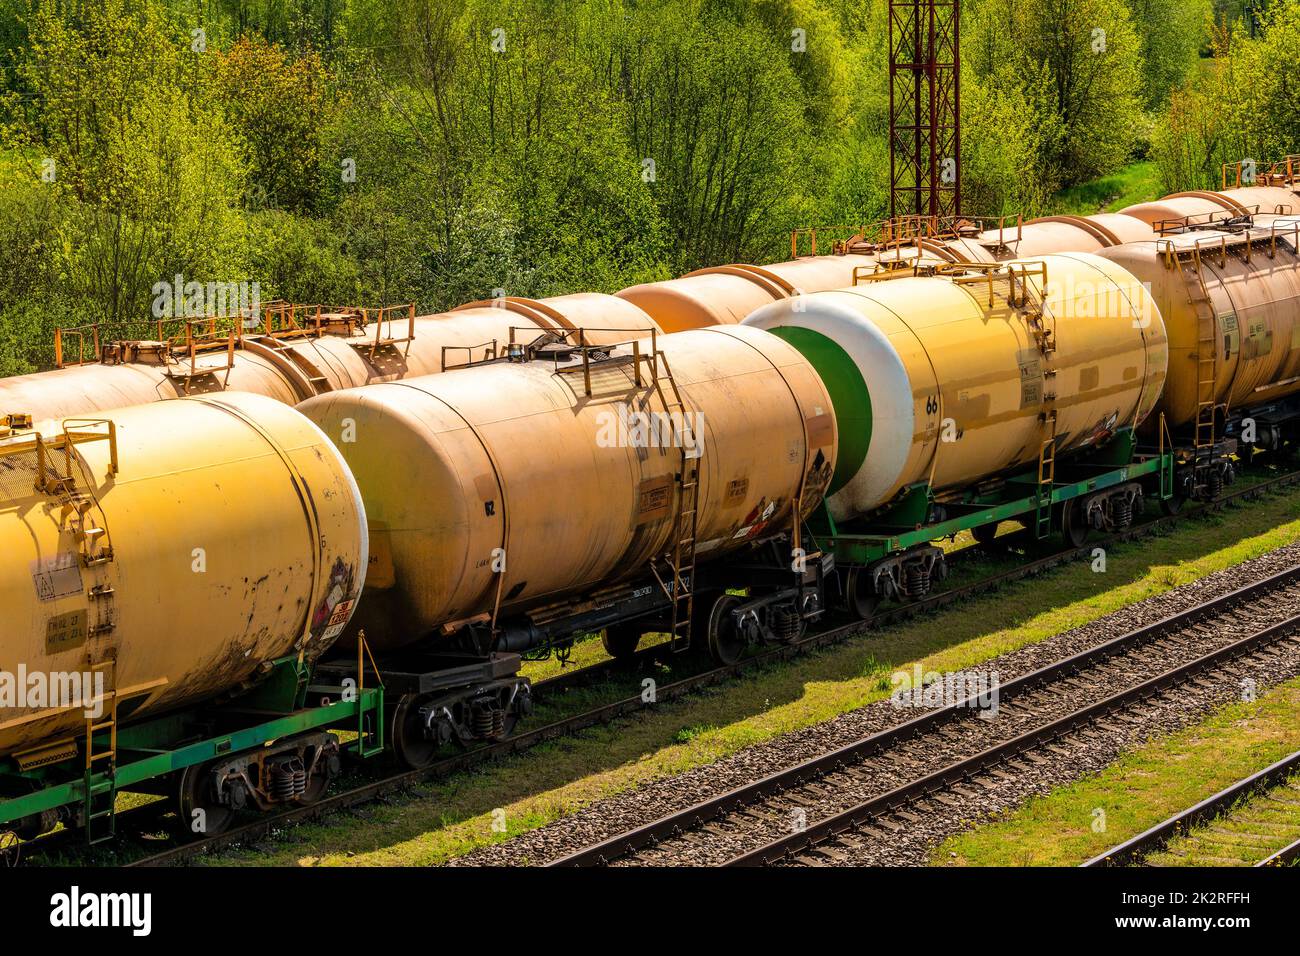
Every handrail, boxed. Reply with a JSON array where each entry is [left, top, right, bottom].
[[790, 213, 1021, 259], [1151, 206, 1259, 237], [1152, 221, 1300, 271], [53, 301, 417, 368]]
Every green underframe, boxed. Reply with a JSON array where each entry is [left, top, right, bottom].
[[814, 428, 1175, 564], [0, 656, 385, 828]]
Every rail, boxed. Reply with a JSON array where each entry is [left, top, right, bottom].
[[550, 564, 1300, 866], [1084, 747, 1300, 867]]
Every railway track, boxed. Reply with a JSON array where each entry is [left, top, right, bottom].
[[17, 467, 1299, 867], [548, 566, 1300, 866], [1085, 750, 1300, 868]]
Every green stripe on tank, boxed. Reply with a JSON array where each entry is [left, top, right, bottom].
[[768, 325, 871, 496]]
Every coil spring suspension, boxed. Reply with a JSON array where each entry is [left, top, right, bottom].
[[904, 563, 931, 599], [770, 605, 802, 641], [1111, 495, 1133, 529], [269, 756, 307, 801], [1206, 468, 1224, 500], [471, 704, 505, 740]]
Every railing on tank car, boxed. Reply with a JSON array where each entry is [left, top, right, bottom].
[[1222, 155, 1300, 191], [850, 257, 1047, 307], [1152, 206, 1260, 238], [442, 324, 666, 399], [791, 213, 1023, 260], [53, 300, 417, 370], [1155, 219, 1300, 272]]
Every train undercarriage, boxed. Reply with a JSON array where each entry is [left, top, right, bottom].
[[0, 655, 386, 851]]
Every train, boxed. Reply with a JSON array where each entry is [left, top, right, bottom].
[[4, 176, 1300, 848], [0, 208, 1171, 420]]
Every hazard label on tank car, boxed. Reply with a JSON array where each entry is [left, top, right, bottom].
[[1017, 348, 1043, 408], [636, 475, 673, 523], [31, 553, 84, 603], [322, 599, 355, 641]]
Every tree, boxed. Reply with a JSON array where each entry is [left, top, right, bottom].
[[19, 0, 246, 326], [1128, 0, 1212, 108], [968, 0, 1146, 184], [211, 36, 332, 213]]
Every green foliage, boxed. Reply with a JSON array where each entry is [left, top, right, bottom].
[[211, 37, 332, 212], [1149, 1, 1300, 193], [1128, 0, 1213, 108], [0, 0, 1225, 376], [606, 2, 811, 269], [968, 0, 1147, 186], [961, 65, 1063, 214], [17, 0, 245, 324], [1048, 160, 1161, 214]]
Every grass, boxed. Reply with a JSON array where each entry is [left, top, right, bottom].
[[1150, 769, 1300, 866], [932, 678, 1300, 867], [1048, 160, 1162, 216], [195, 481, 1300, 867]]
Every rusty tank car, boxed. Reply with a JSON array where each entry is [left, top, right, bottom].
[[1097, 218, 1300, 498], [299, 325, 837, 762], [0, 392, 371, 839]]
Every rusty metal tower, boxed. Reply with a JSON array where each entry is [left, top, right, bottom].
[[889, 0, 961, 220]]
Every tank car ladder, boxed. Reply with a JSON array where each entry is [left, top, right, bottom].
[[1016, 266, 1058, 539], [33, 422, 119, 569], [29, 426, 122, 843], [1184, 255, 1221, 482], [82, 661, 119, 845], [649, 351, 700, 653]]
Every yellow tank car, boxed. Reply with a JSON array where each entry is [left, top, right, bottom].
[[299, 325, 837, 654], [0, 392, 368, 762], [744, 252, 1167, 522]]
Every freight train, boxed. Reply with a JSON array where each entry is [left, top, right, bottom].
[[4, 181, 1300, 849], [0, 209, 1171, 422]]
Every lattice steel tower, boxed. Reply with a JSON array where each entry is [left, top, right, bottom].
[[889, 0, 961, 220]]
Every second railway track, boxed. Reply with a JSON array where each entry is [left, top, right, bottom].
[[1086, 749, 1300, 868], [549, 564, 1300, 866]]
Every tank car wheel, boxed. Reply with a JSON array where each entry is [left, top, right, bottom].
[[391, 694, 445, 770], [601, 625, 642, 660], [300, 748, 340, 805], [0, 830, 20, 867], [177, 762, 236, 839], [706, 594, 747, 666], [844, 566, 879, 621], [1062, 501, 1089, 549]]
